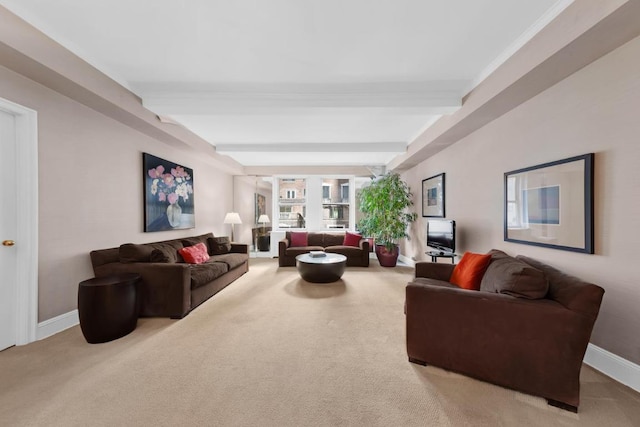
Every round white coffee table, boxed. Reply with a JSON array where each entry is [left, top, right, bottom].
[[296, 253, 347, 283]]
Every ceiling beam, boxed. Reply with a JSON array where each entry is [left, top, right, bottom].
[[140, 82, 463, 115], [216, 142, 406, 153]]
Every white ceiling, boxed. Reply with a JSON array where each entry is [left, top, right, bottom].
[[1, 0, 570, 167]]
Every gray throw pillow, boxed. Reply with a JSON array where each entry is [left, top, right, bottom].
[[479, 249, 549, 299]]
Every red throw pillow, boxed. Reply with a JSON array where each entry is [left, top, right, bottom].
[[450, 252, 492, 290], [289, 232, 308, 247], [343, 231, 362, 247], [179, 242, 210, 264]]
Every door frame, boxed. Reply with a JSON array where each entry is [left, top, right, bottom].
[[0, 97, 38, 346]]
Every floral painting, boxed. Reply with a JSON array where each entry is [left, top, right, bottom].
[[143, 153, 195, 232]]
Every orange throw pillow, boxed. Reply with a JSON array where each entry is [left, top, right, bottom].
[[450, 252, 492, 290]]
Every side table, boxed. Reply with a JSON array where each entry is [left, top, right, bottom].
[[78, 273, 140, 343], [426, 251, 457, 264], [257, 234, 271, 252]]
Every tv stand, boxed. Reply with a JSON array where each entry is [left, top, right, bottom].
[[426, 251, 456, 264]]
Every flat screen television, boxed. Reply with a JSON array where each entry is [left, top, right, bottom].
[[426, 219, 456, 253]]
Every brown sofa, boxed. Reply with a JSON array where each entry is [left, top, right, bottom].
[[405, 249, 604, 412], [90, 233, 248, 319], [278, 232, 369, 267]]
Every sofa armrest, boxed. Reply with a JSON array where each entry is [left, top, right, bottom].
[[230, 243, 249, 254], [415, 262, 454, 281], [94, 262, 191, 318], [279, 238, 290, 257], [359, 239, 370, 252], [405, 282, 597, 407]]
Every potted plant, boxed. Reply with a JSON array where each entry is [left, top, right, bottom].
[[357, 172, 417, 267]]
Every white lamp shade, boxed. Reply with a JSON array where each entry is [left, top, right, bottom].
[[223, 212, 242, 224], [258, 214, 270, 224]]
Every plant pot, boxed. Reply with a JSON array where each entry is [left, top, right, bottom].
[[375, 244, 399, 267]]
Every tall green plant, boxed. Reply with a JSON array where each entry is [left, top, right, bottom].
[[357, 172, 417, 251]]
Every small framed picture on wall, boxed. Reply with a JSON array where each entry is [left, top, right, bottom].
[[422, 173, 445, 217]]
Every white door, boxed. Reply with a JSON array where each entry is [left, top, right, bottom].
[[0, 108, 17, 351]]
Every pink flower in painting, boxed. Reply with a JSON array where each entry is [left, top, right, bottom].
[[171, 166, 189, 178], [162, 174, 175, 187], [167, 193, 179, 205], [148, 162, 193, 205], [148, 165, 165, 179]]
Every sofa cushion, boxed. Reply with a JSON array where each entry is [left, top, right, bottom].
[[119, 243, 153, 263], [209, 236, 232, 255], [480, 249, 549, 299], [149, 243, 180, 263], [285, 246, 324, 258], [304, 233, 323, 246], [151, 240, 184, 263], [318, 233, 344, 248], [290, 232, 308, 247], [343, 232, 362, 247], [179, 243, 210, 264], [325, 245, 363, 258], [190, 262, 229, 289], [410, 277, 459, 289], [209, 253, 248, 270], [450, 252, 492, 290], [182, 233, 214, 248]]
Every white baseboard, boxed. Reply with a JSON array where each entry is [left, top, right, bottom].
[[36, 309, 79, 341], [584, 343, 640, 393], [398, 254, 416, 267]]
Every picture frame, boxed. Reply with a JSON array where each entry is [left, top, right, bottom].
[[422, 173, 445, 217], [504, 153, 594, 253], [143, 153, 195, 232]]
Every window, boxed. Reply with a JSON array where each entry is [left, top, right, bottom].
[[277, 178, 306, 228], [322, 184, 330, 201], [274, 176, 354, 230], [322, 178, 350, 229], [341, 183, 349, 202]]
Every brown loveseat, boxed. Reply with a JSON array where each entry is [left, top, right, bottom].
[[278, 232, 369, 267], [90, 233, 248, 319], [405, 249, 604, 412]]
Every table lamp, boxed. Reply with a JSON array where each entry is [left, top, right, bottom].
[[223, 212, 242, 242]]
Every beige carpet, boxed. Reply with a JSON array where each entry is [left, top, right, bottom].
[[1, 258, 639, 427]]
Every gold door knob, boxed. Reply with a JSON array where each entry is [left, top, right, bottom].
[[2, 240, 15, 247]]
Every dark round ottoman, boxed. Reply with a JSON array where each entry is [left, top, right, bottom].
[[78, 273, 140, 343], [296, 253, 347, 283]]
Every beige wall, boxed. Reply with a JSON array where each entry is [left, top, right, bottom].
[[400, 35, 640, 364], [0, 66, 234, 322]]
